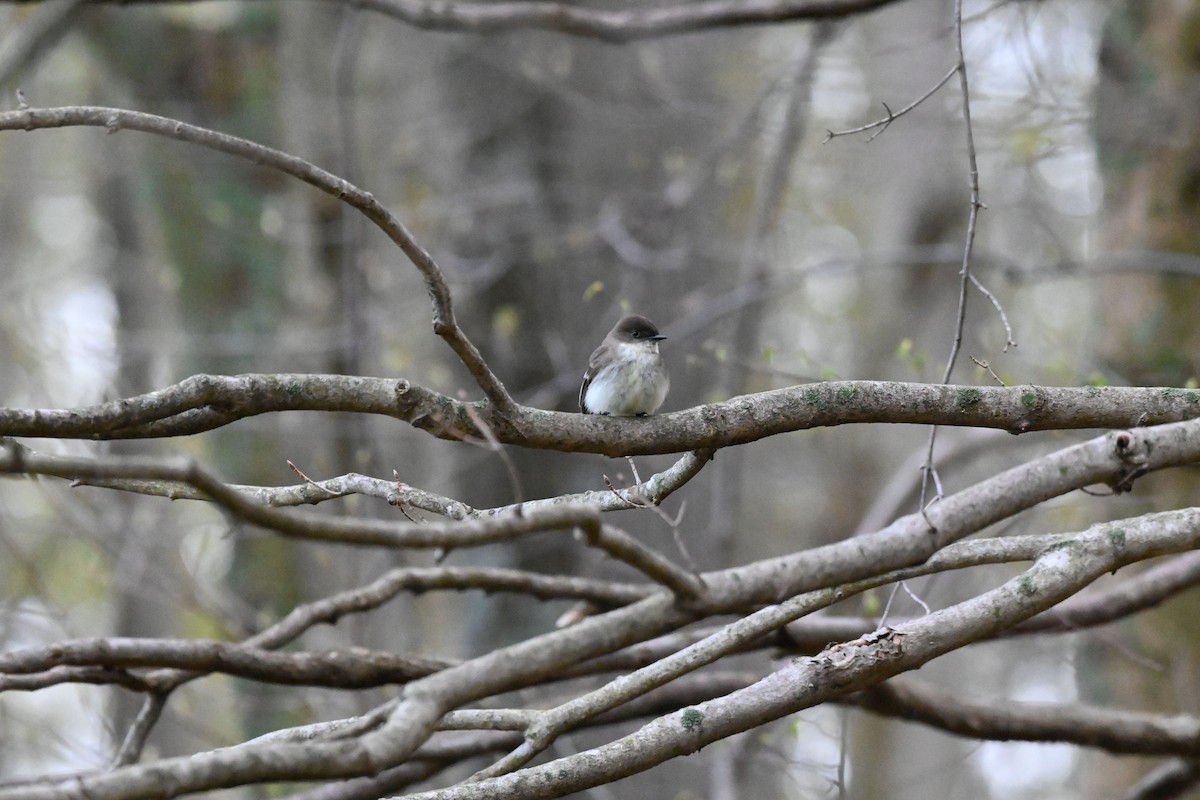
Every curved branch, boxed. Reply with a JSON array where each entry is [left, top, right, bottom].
[[336, 0, 904, 40], [0, 447, 607, 549], [68, 449, 714, 519], [856, 678, 1200, 756], [1, 0, 906, 42], [825, 65, 959, 141], [3, 375, 1200, 456], [4, 508, 1199, 799], [0, 665, 151, 693], [1014, 550, 1200, 634], [783, 550, 1200, 648], [397, 510, 1200, 800], [1122, 760, 1200, 800], [0, 639, 451, 689], [720, 422, 1200, 605], [0, 106, 514, 413]]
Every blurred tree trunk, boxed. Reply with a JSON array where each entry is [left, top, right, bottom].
[[104, 170, 188, 756], [1085, 1, 1200, 795], [1094, 0, 1200, 385], [841, 1, 973, 798]]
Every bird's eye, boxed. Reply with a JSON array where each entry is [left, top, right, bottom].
[[632, 331, 641, 338]]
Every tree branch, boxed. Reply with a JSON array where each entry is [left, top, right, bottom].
[[855, 678, 1200, 757], [0, 638, 451, 688], [5, 505, 1199, 799], [783, 549, 1200, 648], [0, 106, 515, 413], [0, 446, 610, 550], [397, 509, 1200, 799], [0, 0, 907, 42], [3, 376, 1200, 456]]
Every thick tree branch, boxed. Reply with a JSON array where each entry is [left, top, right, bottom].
[[856, 678, 1200, 756], [730, 421, 1200, 602], [3, 376, 1200, 456], [0, 0, 906, 42], [0, 638, 451, 688], [5, 420, 1200, 798], [784, 550, 1200, 648], [1014, 550, 1200, 634], [7, 507, 1195, 800], [6, 421, 1200, 599], [398, 509, 1200, 799]]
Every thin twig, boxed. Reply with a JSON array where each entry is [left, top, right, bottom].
[[970, 356, 1006, 386], [824, 66, 958, 142], [576, 523, 706, 601], [1, 448, 601, 550], [919, 0, 984, 511], [462, 403, 525, 502], [112, 692, 170, 766], [286, 460, 349, 497], [969, 273, 1016, 351]]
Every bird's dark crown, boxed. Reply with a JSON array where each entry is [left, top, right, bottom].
[[614, 315, 665, 341]]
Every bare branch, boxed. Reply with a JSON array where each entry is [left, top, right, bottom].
[[824, 65, 958, 141], [969, 272, 1017, 350], [1013, 550, 1200, 634], [0, 0, 907, 42], [918, 0, 987, 513], [70, 449, 714, 522], [0, 665, 151, 693], [0, 106, 515, 412], [4, 493, 1198, 800], [784, 550, 1200, 648], [855, 678, 1200, 756], [0, 446, 605, 550], [1122, 760, 1200, 800], [4, 376, 1200, 456], [576, 524, 706, 600], [340, 0, 906, 41], [0, 638, 451, 688], [112, 692, 169, 766], [400, 510, 1200, 799]]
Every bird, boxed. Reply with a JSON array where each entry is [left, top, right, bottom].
[[579, 315, 670, 416]]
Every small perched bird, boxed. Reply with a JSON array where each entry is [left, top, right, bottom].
[[579, 315, 670, 416]]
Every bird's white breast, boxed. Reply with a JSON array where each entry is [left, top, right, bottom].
[[584, 342, 668, 416]]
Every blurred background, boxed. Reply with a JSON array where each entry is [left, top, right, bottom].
[[1, 0, 1198, 797]]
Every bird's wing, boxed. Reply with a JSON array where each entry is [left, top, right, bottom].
[[578, 343, 607, 413], [578, 368, 592, 413]]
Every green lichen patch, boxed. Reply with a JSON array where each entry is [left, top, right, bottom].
[[1107, 528, 1127, 549], [957, 387, 983, 408]]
